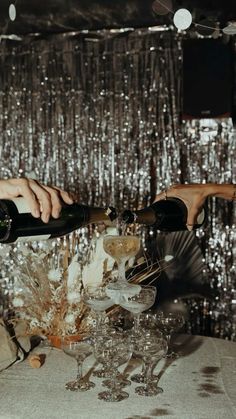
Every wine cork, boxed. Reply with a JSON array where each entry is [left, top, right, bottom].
[[28, 354, 46, 368]]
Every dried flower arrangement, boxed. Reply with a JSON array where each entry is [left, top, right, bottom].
[[11, 240, 92, 337], [9, 228, 164, 338]]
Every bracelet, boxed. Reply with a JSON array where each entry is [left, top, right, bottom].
[[233, 185, 236, 201]]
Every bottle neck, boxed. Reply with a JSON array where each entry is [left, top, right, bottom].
[[7, 198, 117, 226], [121, 207, 156, 225], [134, 207, 157, 225], [123, 198, 205, 231], [87, 206, 117, 224]]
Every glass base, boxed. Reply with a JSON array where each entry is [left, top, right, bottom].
[[65, 380, 95, 392], [135, 385, 163, 397], [165, 350, 179, 359], [102, 377, 131, 388], [93, 368, 110, 378], [98, 390, 129, 402], [131, 373, 145, 383]]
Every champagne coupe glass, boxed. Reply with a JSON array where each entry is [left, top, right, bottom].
[[61, 335, 95, 391], [119, 285, 157, 336], [131, 313, 163, 384], [81, 284, 115, 378], [155, 311, 185, 358], [134, 331, 168, 397], [103, 235, 141, 300], [93, 331, 133, 402], [82, 284, 114, 334]]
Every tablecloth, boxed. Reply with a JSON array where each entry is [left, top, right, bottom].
[[0, 334, 236, 419]]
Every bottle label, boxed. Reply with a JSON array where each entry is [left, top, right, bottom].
[[15, 234, 51, 243], [11, 197, 32, 214], [12, 197, 51, 241]]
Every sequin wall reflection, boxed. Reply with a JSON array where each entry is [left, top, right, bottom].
[[0, 30, 181, 209], [0, 30, 235, 338]]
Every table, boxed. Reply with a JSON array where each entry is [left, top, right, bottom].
[[0, 334, 236, 419]]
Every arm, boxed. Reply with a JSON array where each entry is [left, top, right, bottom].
[[154, 183, 236, 231], [205, 184, 236, 200], [0, 178, 74, 223]]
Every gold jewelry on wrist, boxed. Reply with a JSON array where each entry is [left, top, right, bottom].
[[232, 185, 236, 201]]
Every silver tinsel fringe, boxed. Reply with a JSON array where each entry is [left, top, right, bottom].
[[0, 28, 235, 338]]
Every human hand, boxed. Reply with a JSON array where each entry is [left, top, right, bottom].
[[154, 184, 208, 231], [0, 178, 74, 223]]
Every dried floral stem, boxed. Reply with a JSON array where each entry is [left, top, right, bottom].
[[11, 237, 166, 338]]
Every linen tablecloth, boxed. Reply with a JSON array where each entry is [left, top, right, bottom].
[[0, 334, 236, 419]]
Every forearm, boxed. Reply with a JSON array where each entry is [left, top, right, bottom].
[[154, 183, 235, 230], [203, 184, 236, 201]]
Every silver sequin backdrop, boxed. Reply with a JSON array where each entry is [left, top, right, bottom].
[[0, 29, 235, 338]]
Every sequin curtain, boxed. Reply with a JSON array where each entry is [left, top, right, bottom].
[[181, 118, 236, 339], [0, 29, 181, 209], [0, 29, 235, 338], [0, 28, 182, 319]]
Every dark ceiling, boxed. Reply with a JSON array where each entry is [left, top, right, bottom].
[[0, 0, 235, 36]]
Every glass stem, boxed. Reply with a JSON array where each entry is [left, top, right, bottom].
[[133, 313, 141, 334], [150, 361, 159, 383], [76, 359, 83, 382], [166, 334, 172, 353], [110, 367, 119, 400], [96, 311, 106, 332], [140, 361, 145, 377], [117, 260, 127, 283], [143, 359, 152, 389]]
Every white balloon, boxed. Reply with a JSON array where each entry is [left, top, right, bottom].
[[222, 24, 236, 35], [9, 4, 16, 21], [173, 8, 192, 30]]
